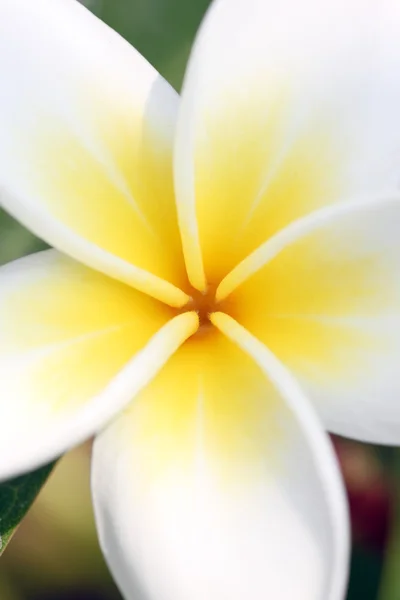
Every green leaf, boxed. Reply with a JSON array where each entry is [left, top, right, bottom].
[[0, 462, 56, 556]]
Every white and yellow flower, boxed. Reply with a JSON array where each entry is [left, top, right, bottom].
[[1, 0, 400, 597]]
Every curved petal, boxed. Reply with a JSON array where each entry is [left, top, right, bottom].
[[175, 0, 400, 288], [92, 321, 348, 600], [227, 196, 400, 444], [0, 0, 189, 307], [0, 250, 198, 481]]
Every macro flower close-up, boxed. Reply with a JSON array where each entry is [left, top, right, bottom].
[[1, 0, 400, 598]]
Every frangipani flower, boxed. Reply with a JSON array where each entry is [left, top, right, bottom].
[[1, 0, 400, 597]]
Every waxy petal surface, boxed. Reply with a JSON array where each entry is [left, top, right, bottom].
[[0, 250, 198, 480], [92, 325, 348, 600], [228, 197, 400, 443], [0, 0, 188, 306], [175, 0, 400, 288]]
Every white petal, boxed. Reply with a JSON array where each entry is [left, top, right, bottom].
[[0, 250, 198, 480], [175, 0, 400, 288], [92, 320, 348, 600], [0, 0, 188, 307], [227, 196, 400, 444]]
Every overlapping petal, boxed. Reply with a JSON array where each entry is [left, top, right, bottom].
[[92, 323, 348, 600], [175, 0, 400, 289], [0, 250, 198, 481], [226, 196, 400, 443], [0, 0, 189, 306]]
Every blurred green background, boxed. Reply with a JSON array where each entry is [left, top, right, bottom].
[[0, 1, 399, 598]]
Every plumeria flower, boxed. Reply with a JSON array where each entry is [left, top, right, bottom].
[[1, 0, 400, 597]]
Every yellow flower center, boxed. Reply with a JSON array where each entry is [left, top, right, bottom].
[[175, 281, 238, 340], [181, 284, 219, 331]]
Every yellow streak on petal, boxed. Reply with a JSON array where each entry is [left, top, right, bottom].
[[92, 89, 187, 283], [192, 89, 342, 284], [10, 83, 192, 305], [0, 254, 181, 418], [0, 258, 173, 354], [116, 326, 282, 485], [32, 123, 182, 280], [174, 209, 207, 293], [15, 324, 145, 414], [228, 222, 392, 384]]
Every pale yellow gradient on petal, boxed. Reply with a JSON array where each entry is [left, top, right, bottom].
[[227, 243, 380, 386], [226, 200, 398, 387], [114, 326, 282, 485], [192, 95, 341, 284], [15, 107, 188, 291], [0, 0, 190, 305], [0, 250, 175, 424], [36, 81, 187, 276], [176, 71, 342, 287]]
